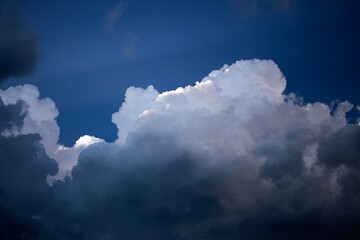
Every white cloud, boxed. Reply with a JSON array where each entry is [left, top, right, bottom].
[[0, 84, 60, 155], [62, 59, 358, 239], [1, 59, 355, 182], [0, 85, 104, 180], [111, 59, 350, 159], [112, 85, 159, 143], [1, 59, 359, 239], [51, 135, 104, 180]]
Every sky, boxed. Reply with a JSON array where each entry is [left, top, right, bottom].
[[0, 0, 360, 239], [1, 0, 359, 145]]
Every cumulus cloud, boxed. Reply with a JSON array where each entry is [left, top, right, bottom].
[[1, 59, 360, 239], [0, 84, 60, 153], [0, 0, 41, 82], [112, 85, 159, 143], [0, 97, 58, 239], [48, 59, 359, 239], [52, 135, 104, 179], [0, 85, 104, 179]]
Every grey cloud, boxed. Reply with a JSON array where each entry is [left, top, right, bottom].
[[0, 97, 58, 239], [317, 125, 360, 212], [45, 60, 359, 239], [0, 0, 41, 82], [0, 84, 104, 180], [0, 97, 25, 133], [318, 125, 360, 169], [1, 60, 360, 239], [47, 124, 360, 239]]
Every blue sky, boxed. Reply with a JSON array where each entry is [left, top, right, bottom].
[[2, 1, 360, 239], [1, 0, 359, 145]]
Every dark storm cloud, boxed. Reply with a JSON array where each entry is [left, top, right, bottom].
[[0, 0, 41, 82], [0, 97, 58, 239], [0, 96, 24, 132], [318, 125, 360, 169], [46, 124, 360, 240], [317, 125, 360, 212]]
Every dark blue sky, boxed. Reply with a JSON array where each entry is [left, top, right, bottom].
[[1, 0, 359, 145]]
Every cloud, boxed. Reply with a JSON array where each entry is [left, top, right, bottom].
[[0, 84, 104, 180], [1, 59, 360, 239], [0, 97, 58, 239], [112, 85, 159, 143], [105, 0, 128, 28], [52, 135, 104, 179], [0, 0, 41, 82], [49, 60, 359, 239], [120, 34, 139, 59]]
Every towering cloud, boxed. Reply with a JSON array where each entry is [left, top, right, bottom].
[[0, 0, 41, 82], [1, 59, 359, 239], [50, 60, 360, 239]]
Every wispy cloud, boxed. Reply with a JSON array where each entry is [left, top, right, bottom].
[[105, 0, 128, 28], [120, 33, 138, 59]]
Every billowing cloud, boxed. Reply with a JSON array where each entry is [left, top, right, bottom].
[[1, 59, 360, 239], [0, 0, 41, 82], [50, 60, 360, 239], [53, 135, 104, 179], [0, 97, 58, 239], [0, 85, 104, 180]]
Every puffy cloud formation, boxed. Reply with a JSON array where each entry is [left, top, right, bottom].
[[0, 84, 60, 154], [0, 0, 41, 82], [1, 59, 360, 239], [0, 85, 104, 179], [51, 60, 359, 239], [0, 97, 58, 239], [53, 135, 104, 179]]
